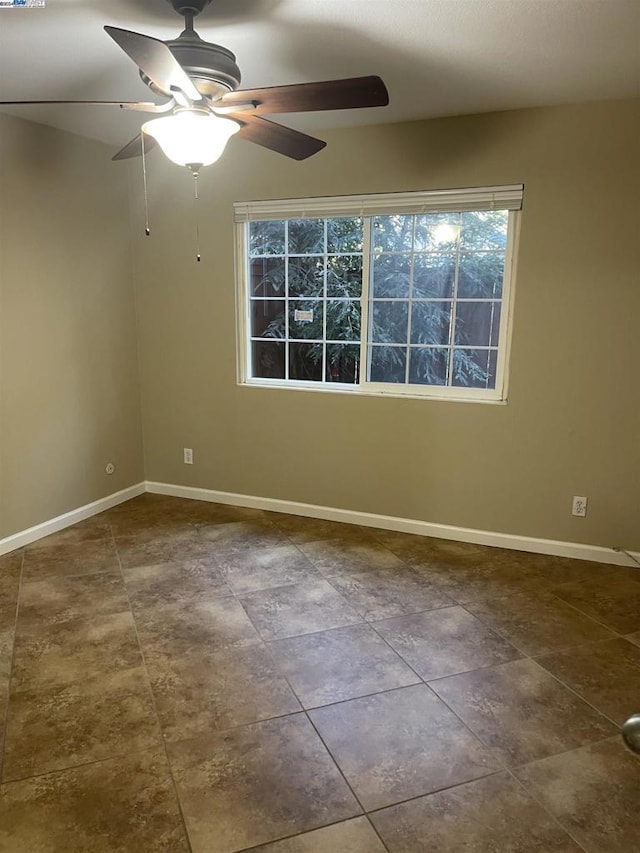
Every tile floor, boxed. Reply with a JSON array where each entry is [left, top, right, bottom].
[[1, 494, 639, 852]]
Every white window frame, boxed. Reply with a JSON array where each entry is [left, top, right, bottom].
[[234, 185, 522, 403]]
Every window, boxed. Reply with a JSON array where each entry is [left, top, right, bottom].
[[235, 185, 522, 402]]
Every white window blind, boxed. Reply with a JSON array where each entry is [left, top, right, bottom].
[[233, 185, 523, 223]]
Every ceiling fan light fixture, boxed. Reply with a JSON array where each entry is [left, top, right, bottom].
[[142, 109, 239, 170]]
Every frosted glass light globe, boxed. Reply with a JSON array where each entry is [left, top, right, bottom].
[[143, 110, 240, 170]]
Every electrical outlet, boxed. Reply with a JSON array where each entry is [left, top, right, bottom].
[[183, 448, 193, 465], [572, 496, 587, 517]]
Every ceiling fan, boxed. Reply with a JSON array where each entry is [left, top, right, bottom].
[[0, 0, 390, 171]]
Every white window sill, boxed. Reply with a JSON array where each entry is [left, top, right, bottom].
[[237, 379, 508, 405]]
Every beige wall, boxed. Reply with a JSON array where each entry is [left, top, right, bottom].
[[0, 114, 144, 539], [132, 99, 640, 551]]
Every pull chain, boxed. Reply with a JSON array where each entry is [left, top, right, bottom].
[[193, 171, 201, 262], [141, 133, 150, 236]]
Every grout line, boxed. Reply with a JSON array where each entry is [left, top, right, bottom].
[[364, 813, 392, 852], [0, 548, 25, 785], [303, 708, 370, 815], [230, 815, 389, 853], [109, 521, 195, 853], [543, 585, 634, 636], [506, 768, 590, 852], [1, 743, 166, 787], [524, 658, 626, 731]]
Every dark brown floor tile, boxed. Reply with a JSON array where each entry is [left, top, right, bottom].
[[21, 539, 119, 581], [239, 579, 362, 641], [515, 738, 640, 853], [148, 643, 301, 740], [0, 550, 23, 623], [250, 817, 386, 852], [17, 571, 129, 628], [267, 513, 370, 544], [421, 560, 546, 604], [0, 627, 12, 681], [3, 667, 162, 781], [11, 611, 142, 690], [123, 558, 232, 609], [168, 714, 361, 853], [110, 495, 264, 530], [269, 624, 419, 708], [135, 597, 261, 660], [106, 493, 192, 524], [531, 555, 640, 587], [196, 520, 288, 557], [299, 538, 405, 575], [0, 683, 8, 770], [328, 565, 454, 621], [309, 684, 501, 810], [535, 638, 640, 725], [375, 606, 522, 680], [371, 771, 581, 852], [112, 520, 198, 543], [217, 545, 323, 595], [431, 658, 616, 765], [465, 589, 614, 655], [116, 532, 213, 570], [0, 749, 189, 852], [182, 501, 266, 525], [626, 631, 640, 647], [371, 531, 489, 566], [25, 516, 112, 551], [551, 576, 640, 634], [0, 625, 14, 770]]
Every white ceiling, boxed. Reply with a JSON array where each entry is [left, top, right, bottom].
[[1, 0, 639, 149]]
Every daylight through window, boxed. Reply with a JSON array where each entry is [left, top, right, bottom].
[[235, 186, 522, 401]]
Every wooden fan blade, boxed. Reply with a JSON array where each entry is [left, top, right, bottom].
[[112, 133, 157, 161], [219, 76, 389, 115], [104, 26, 202, 103], [0, 100, 172, 113], [231, 114, 325, 160]]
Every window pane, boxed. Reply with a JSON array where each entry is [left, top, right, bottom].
[[414, 213, 461, 252], [327, 217, 363, 253], [252, 340, 285, 378], [369, 345, 406, 383], [410, 302, 452, 346], [251, 300, 285, 338], [327, 255, 362, 298], [413, 254, 455, 298], [288, 219, 324, 254], [408, 347, 449, 385], [249, 220, 285, 256], [326, 300, 360, 341], [289, 300, 323, 340], [372, 253, 411, 298], [288, 256, 324, 297], [289, 342, 323, 381], [458, 252, 504, 298], [250, 258, 286, 297], [460, 211, 507, 250], [371, 301, 409, 344], [452, 348, 497, 389], [372, 215, 414, 252], [326, 344, 360, 384], [455, 301, 500, 347]]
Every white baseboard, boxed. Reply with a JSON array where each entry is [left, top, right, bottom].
[[2, 478, 637, 569], [146, 481, 640, 569], [0, 482, 146, 556]]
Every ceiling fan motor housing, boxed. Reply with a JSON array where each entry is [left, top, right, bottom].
[[141, 32, 242, 100]]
